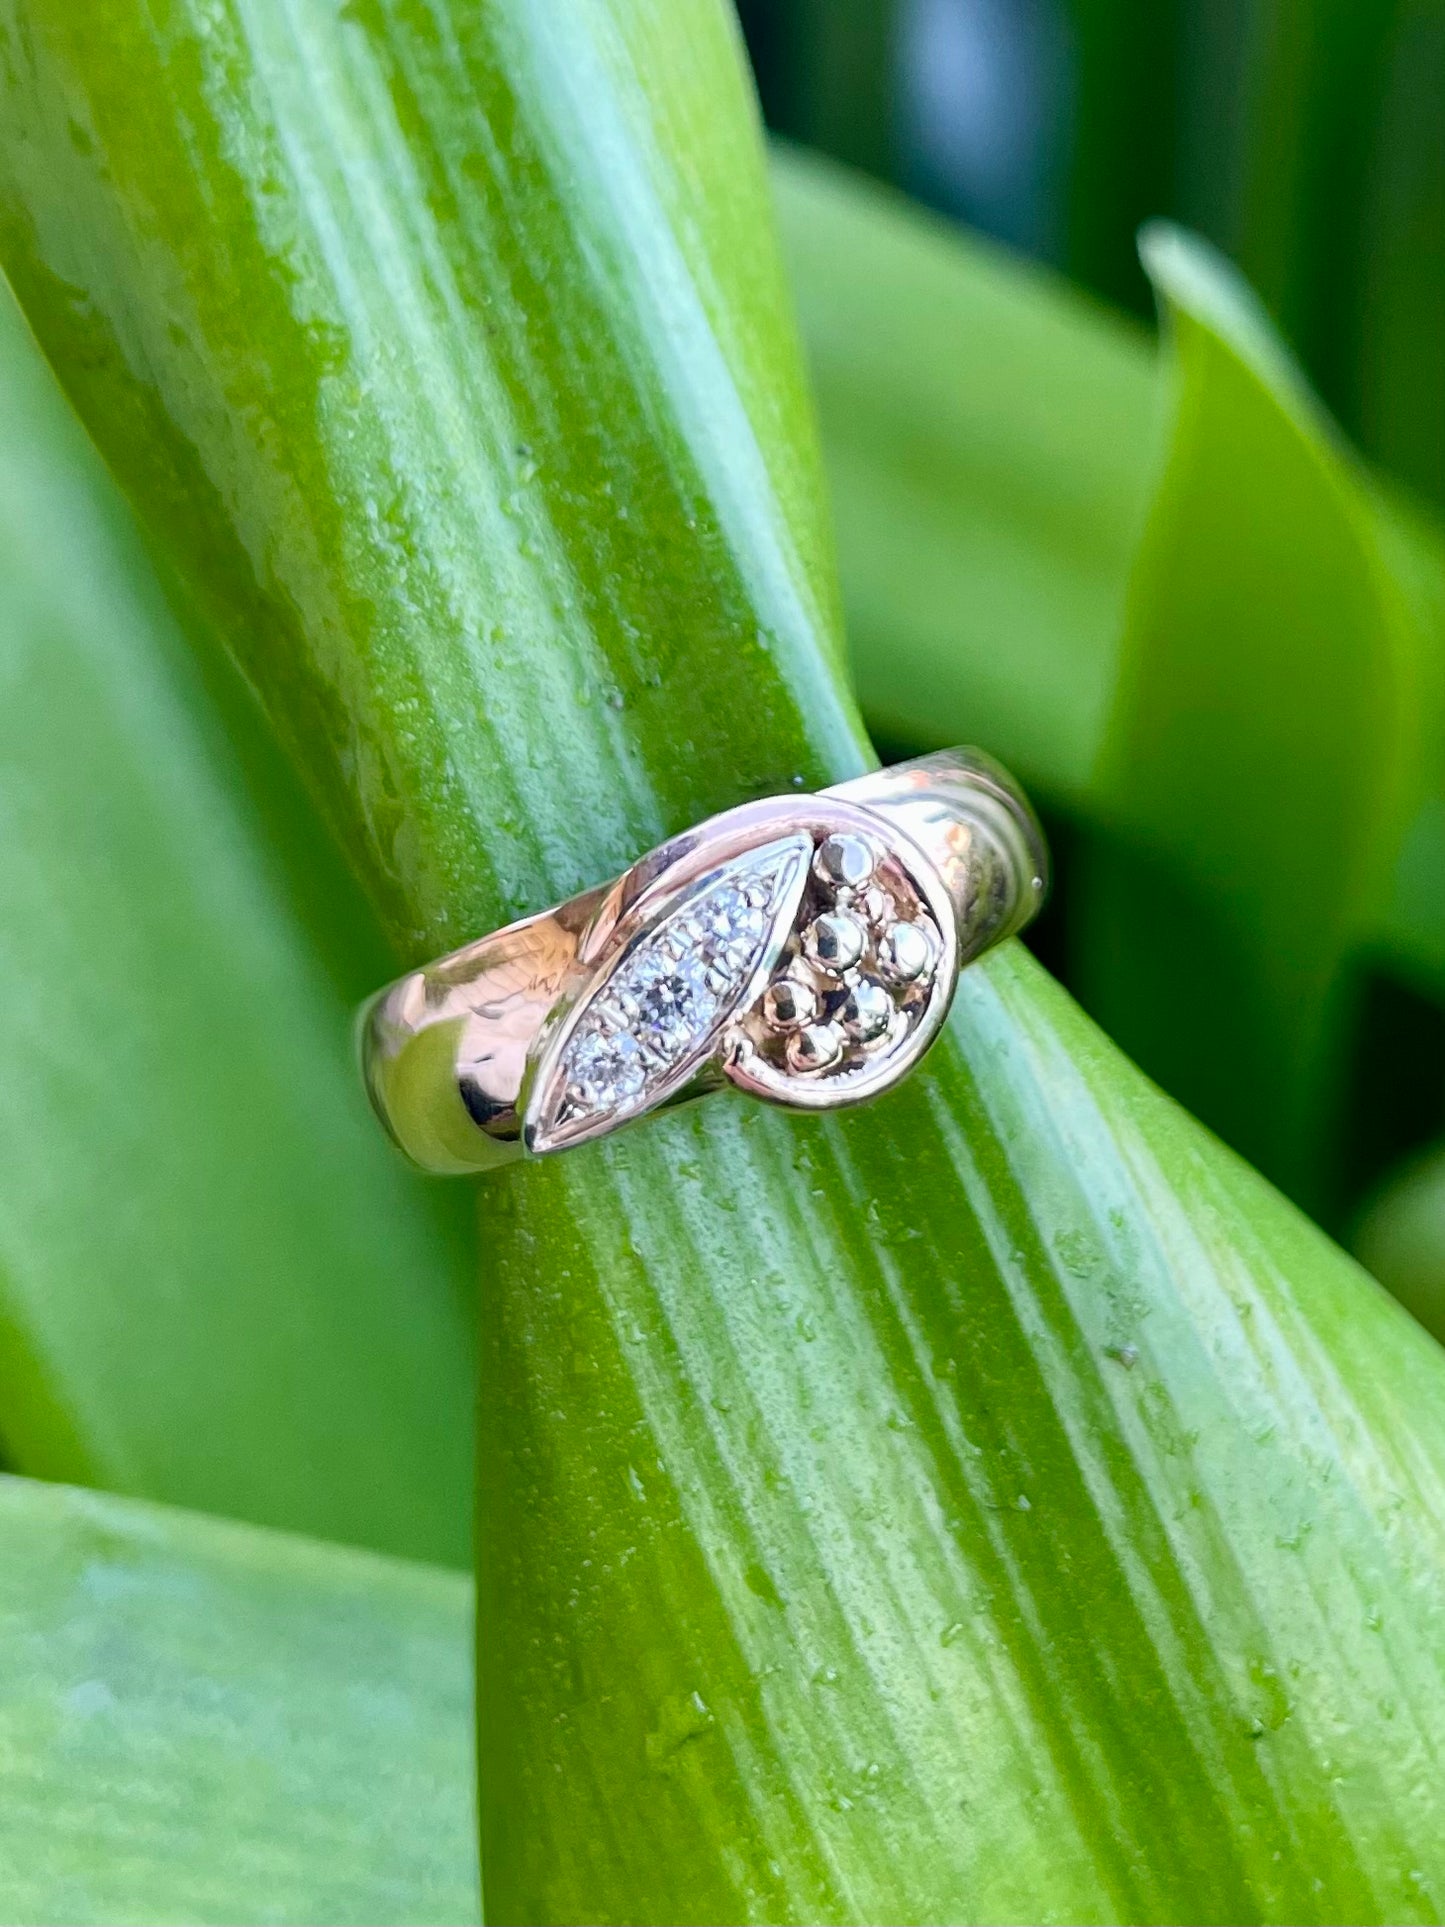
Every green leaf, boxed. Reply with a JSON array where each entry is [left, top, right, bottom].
[[0, 279, 475, 1565], [482, 952, 1445, 1924], [1355, 1144, 1445, 1340], [0, 0, 860, 955], [779, 149, 1445, 1215], [1074, 224, 1415, 1207], [1228, 0, 1406, 430], [0, 1473, 478, 1924], [773, 144, 1157, 807], [9, 3, 1445, 1920], [1354, 1, 1445, 512]]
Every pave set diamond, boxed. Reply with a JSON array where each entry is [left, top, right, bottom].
[[541, 845, 803, 1133], [531, 825, 943, 1149]]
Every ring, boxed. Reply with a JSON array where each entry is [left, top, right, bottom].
[[360, 749, 1047, 1172]]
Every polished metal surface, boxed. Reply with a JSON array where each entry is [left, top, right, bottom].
[[360, 748, 1048, 1173]]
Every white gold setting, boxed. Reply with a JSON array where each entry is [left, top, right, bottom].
[[360, 749, 1048, 1172], [527, 838, 811, 1155]]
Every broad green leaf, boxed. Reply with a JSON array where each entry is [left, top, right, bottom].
[[0, 0, 858, 955], [1075, 225, 1415, 1208], [778, 150, 1445, 1217], [9, 2, 1445, 1921], [481, 949, 1445, 1924], [0, 1473, 478, 1924], [773, 144, 1156, 808], [0, 280, 474, 1564]]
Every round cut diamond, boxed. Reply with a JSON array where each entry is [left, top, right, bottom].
[[700, 887, 766, 959], [567, 1025, 649, 1109], [619, 948, 716, 1053]]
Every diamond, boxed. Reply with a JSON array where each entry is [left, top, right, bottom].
[[529, 834, 811, 1149], [615, 946, 716, 1053], [566, 1024, 649, 1108], [699, 887, 766, 961]]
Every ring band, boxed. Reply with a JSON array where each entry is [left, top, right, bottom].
[[360, 748, 1047, 1172]]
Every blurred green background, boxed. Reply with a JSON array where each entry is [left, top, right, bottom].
[[741, 0, 1443, 508], [0, 1, 1441, 1916], [736, 0, 1445, 1304]]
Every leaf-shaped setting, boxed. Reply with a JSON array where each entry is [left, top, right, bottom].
[[524, 836, 811, 1153]]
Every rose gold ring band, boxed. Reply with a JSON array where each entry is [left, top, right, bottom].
[[359, 749, 1047, 1173]]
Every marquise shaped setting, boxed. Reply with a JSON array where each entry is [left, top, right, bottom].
[[524, 836, 812, 1153]]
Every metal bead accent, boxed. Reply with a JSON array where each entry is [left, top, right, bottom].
[[727, 824, 947, 1094], [838, 979, 892, 1042], [762, 973, 819, 1032], [814, 833, 877, 892], [853, 883, 892, 927], [877, 919, 935, 986], [786, 1022, 844, 1074], [804, 910, 867, 975]]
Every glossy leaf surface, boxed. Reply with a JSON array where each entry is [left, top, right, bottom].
[[0, 0, 860, 957], [0, 280, 474, 1563], [7, 3, 1445, 1921], [0, 1474, 478, 1924], [482, 948, 1445, 1923]]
